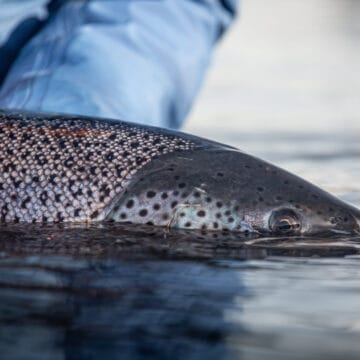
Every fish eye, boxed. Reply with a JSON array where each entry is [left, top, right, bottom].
[[269, 209, 301, 235]]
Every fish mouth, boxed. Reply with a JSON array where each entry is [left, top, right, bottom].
[[351, 213, 360, 235]]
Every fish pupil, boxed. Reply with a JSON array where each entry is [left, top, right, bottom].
[[277, 219, 292, 231], [270, 209, 301, 235]]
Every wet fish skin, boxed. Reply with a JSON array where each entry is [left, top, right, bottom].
[[0, 109, 198, 223], [110, 148, 360, 236], [1, 108, 360, 237]]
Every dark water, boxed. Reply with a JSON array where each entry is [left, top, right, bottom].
[[1, 224, 360, 360]]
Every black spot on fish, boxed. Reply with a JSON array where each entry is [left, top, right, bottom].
[[216, 201, 223, 208], [185, 222, 191, 227], [178, 183, 186, 189], [171, 201, 178, 208], [90, 210, 99, 219], [139, 209, 148, 217], [147, 191, 156, 198], [153, 204, 160, 211], [85, 151, 94, 161], [106, 152, 114, 161], [49, 174, 57, 185], [136, 157, 144, 165], [40, 191, 48, 206], [21, 197, 31, 209], [161, 193, 168, 200], [126, 199, 134, 209], [57, 212, 65, 222], [197, 210, 206, 217]]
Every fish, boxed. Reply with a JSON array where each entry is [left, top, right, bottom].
[[0, 108, 359, 237]]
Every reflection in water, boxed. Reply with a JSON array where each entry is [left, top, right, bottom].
[[0, 229, 250, 359], [1, 224, 360, 359]]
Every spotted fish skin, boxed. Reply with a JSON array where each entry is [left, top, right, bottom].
[[0, 109, 204, 223], [1, 109, 360, 237]]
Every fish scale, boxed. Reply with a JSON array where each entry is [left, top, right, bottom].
[[1, 109, 360, 237], [0, 110, 196, 222]]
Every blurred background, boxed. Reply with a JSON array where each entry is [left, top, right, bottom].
[[185, 0, 360, 202]]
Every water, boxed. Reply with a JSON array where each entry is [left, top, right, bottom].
[[1, 0, 360, 359], [1, 224, 360, 359]]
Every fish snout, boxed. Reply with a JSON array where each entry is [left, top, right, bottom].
[[349, 210, 360, 235], [326, 208, 360, 236]]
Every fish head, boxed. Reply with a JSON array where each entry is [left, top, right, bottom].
[[109, 148, 360, 237]]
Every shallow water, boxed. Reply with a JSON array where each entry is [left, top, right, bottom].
[[1, 0, 360, 359]]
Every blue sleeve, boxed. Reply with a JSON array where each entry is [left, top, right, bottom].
[[0, 0, 238, 128]]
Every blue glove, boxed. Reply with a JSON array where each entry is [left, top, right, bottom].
[[0, 0, 238, 128]]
